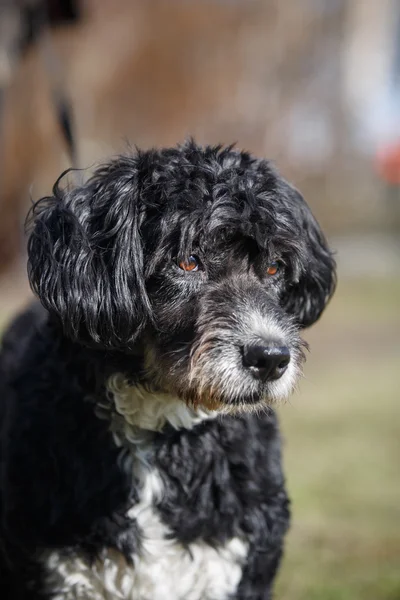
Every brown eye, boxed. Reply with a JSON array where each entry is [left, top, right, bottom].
[[179, 255, 199, 272], [266, 261, 280, 276]]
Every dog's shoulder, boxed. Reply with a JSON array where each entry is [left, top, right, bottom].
[[0, 307, 134, 556]]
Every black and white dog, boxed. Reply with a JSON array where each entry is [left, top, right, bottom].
[[0, 141, 336, 599]]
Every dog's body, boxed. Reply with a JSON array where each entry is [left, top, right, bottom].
[[0, 305, 288, 600], [0, 142, 335, 599]]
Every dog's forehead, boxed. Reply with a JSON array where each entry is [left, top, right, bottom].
[[136, 144, 304, 263], [141, 146, 279, 207]]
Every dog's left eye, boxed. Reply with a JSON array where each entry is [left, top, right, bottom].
[[266, 261, 280, 276], [179, 255, 199, 272]]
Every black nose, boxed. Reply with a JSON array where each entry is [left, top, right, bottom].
[[242, 344, 290, 382]]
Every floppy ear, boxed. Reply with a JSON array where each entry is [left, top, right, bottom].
[[27, 159, 151, 349], [280, 186, 336, 328]]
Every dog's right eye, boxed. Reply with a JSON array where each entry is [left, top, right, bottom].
[[266, 262, 280, 276], [178, 255, 199, 272]]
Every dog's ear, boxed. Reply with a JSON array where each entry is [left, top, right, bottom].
[[27, 159, 151, 349], [280, 185, 336, 328]]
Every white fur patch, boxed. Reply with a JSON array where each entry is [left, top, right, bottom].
[[43, 465, 247, 600], [43, 381, 247, 600], [106, 374, 217, 434]]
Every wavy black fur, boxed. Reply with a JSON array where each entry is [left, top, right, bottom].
[[0, 141, 336, 599]]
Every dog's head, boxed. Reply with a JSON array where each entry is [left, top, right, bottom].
[[28, 141, 335, 411]]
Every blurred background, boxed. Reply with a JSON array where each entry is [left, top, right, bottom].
[[0, 1, 399, 598]]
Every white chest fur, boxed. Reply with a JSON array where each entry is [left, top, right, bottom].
[[43, 377, 248, 600], [44, 467, 247, 600]]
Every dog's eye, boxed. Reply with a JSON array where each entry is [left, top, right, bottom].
[[266, 261, 280, 276], [179, 255, 199, 272]]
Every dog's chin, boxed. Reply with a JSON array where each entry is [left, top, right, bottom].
[[178, 379, 294, 414]]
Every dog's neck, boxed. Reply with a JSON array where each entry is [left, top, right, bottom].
[[96, 373, 217, 445]]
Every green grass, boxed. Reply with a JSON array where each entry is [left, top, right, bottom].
[[275, 276, 400, 600]]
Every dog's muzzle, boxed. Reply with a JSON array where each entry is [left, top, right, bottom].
[[143, 277, 305, 411], [182, 278, 305, 410]]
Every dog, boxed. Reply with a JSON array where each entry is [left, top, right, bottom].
[[0, 140, 336, 599]]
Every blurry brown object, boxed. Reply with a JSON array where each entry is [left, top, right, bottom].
[[2, 0, 393, 286], [1, 0, 350, 279]]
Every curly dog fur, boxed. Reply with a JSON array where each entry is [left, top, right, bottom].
[[0, 141, 336, 599]]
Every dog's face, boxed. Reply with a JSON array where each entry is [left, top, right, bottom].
[[28, 142, 336, 411]]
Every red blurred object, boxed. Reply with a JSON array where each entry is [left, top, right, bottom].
[[376, 142, 400, 185]]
